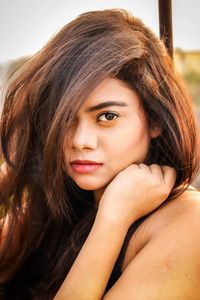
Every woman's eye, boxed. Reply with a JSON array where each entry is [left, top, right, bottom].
[[97, 112, 120, 122]]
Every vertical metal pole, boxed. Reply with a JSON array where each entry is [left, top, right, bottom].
[[159, 0, 174, 59]]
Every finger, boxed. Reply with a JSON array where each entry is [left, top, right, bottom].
[[125, 163, 139, 171], [149, 164, 163, 181], [119, 163, 139, 174], [161, 166, 176, 188], [138, 163, 152, 174]]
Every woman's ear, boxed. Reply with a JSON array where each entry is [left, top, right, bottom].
[[150, 125, 162, 138]]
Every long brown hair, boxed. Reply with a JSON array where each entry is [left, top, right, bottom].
[[0, 9, 199, 299]]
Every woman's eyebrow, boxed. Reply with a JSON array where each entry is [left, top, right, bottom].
[[86, 101, 128, 112]]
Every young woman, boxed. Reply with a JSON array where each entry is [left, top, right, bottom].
[[0, 8, 200, 300]]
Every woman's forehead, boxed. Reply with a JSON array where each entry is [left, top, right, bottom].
[[80, 77, 140, 110]]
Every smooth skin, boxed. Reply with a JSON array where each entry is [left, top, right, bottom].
[[54, 163, 177, 300], [64, 77, 161, 200], [53, 78, 200, 299], [53, 166, 200, 300]]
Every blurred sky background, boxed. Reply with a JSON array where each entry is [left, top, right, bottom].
[[0, 0, 200, 63]]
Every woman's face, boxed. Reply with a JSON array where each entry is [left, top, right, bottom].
[[64, 77, 159, 200]]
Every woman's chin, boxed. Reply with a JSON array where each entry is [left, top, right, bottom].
[[73, 178, 107, 191]]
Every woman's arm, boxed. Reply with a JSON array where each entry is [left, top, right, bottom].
[[53, 164, 176, 300], [54, 213, 129, 300]]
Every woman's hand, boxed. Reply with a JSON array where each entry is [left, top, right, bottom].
[[98, 164, 176, 229]]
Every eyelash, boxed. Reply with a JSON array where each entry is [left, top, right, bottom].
[[96, 111, 120, 122]]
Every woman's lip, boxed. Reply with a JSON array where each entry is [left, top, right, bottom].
[[70, 160, 102, 165], [70, 163, 103, 174]]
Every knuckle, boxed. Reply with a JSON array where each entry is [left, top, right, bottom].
[[139, 163, 146, 168], [150, 163, 159, 168]]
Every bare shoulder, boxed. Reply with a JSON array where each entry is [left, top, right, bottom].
[[105, 188, 200, 299], [148, 186, 200, 237], [122, 186, 200, 271]]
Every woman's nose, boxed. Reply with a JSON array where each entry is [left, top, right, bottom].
[[71, 121, 98, 150]]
